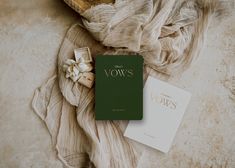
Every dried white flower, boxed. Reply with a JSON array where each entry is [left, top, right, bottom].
[[77, 57, 93, 72], [63, 57, 93, 82]]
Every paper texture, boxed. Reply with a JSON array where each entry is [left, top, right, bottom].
[[124, 76, 191, 153], [95, 55, 143, 120]]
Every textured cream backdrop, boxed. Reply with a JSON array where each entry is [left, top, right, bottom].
[[0, 0, 234, 167]]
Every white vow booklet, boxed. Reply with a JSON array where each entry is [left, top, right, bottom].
[[124, 76, 191, 153]]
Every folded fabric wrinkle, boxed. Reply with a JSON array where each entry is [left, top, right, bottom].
[[32, 0, 232, 167]]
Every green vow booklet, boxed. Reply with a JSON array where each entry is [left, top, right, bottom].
[[95, 55, 143, 120]]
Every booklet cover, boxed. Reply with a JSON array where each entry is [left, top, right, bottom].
[[95, 55, 143, 120], [124, 76, 191, 153]]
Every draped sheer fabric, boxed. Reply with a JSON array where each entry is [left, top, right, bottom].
[[32, 0, 229, 167]]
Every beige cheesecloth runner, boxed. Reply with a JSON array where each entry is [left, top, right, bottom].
[[32, 0, 230, 167]]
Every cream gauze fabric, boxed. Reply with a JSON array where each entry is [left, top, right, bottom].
[[33, 25, 140, 168], [32, 0, 229, 167], [72, 0, 226, 74]]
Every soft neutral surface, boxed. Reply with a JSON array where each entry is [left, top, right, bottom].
[[0, 0, 234, 168], [32, 24, 140, 168], [32, 1, 233, 168]]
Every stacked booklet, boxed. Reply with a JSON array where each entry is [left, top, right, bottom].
[[95, 55, 191, 153], [95, 55, 143, 120]]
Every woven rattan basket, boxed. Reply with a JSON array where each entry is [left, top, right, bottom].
[[64, 0, 114, 13]]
